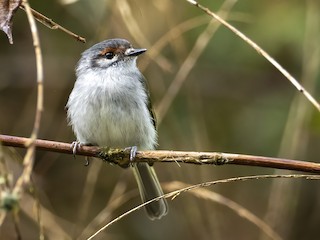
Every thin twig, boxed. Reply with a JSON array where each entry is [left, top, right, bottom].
[[12, 0, 43, 196], [0, 0, 44, 234], [19, 3, 86, 43], [1, 135, 320, 174], [87, 174, 320, 239], [165, 181, 282, 240], [185, 0, 320, 111], [0, 135, 99, 157]]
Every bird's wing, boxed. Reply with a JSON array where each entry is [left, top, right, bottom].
[[139, 74, 157, 129]]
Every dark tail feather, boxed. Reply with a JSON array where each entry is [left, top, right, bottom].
[[132, 163, 168, 220]]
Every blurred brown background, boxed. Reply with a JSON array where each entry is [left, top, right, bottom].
[[1, 0, 320, 239]]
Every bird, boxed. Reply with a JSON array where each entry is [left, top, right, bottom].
[[66, 38, 168, 220]]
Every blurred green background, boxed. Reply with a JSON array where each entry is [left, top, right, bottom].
[[1, 0, 320, 239]]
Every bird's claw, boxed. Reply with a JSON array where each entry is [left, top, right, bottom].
[[71, 141, 82, 156], [124, 146, 138, 166], [71, 141, 90, 166], [129, 146, 137, 161]]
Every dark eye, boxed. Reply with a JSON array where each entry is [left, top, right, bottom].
[[104, 52, 114, 59]]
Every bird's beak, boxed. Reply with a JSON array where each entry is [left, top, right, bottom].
[[125, 48, 147, 57]]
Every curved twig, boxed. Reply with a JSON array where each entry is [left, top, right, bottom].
[[87, 174, 320, 240]]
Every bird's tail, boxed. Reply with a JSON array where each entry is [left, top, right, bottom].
[[132, 163, 168, 220]]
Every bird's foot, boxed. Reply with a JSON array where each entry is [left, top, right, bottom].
[[71, 141, 82, 155], [124, 146, 138, 166], [71, 141, 90, 166]]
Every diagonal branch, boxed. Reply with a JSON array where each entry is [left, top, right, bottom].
[[19, 3, 86, 43], [185, 0, 320, 111], [1, 134, 320, 174]]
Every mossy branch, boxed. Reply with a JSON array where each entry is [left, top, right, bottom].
[[1, 134, 320, 174]]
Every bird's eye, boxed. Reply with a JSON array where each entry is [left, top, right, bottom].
[[104, 52, 114, 59]]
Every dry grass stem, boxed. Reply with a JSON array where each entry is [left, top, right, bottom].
[[0, 0, 45, 235], [165, 181, 282, 240], [87, 174, 318, 239], [12, 0, 43, 195], [186, 0, 320, 111]]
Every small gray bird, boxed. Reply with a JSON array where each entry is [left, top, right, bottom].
[[66, 38, 168, 220]]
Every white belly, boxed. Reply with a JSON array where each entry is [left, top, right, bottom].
[[67, 70, 157, 150]]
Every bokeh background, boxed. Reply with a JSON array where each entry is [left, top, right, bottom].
[[1, 0, 320, 239]]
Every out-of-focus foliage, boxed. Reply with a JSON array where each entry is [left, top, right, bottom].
[[0, 0, 320, 239]]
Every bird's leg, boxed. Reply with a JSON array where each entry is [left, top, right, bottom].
[[71, 141, 82, 155], [124, 146, 138, 166], [129, 146, 138, 161], [71, 141, 90, 166]]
